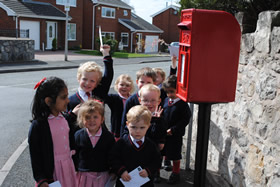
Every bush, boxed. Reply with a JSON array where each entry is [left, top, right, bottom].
[[52, 38, 57, 51], [96, 37, 118, 55]]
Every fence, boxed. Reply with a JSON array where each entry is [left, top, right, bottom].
[[0, 29, 29, 38]]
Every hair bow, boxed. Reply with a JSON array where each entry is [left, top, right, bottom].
[[34, 77, 46, 90], [92, 98, 103, 104]]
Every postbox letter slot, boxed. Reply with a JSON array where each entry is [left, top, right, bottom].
[[178, 21, 192, 30]]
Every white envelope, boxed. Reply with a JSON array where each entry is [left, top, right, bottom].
[[120, 166, 150, 187], [49, 181, 61, 187]]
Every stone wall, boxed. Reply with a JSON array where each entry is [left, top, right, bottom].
[[183, 11, 280, 187], [0, 37, 34, 62]]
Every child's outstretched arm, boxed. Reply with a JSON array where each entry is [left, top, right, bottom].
[[170, 55, 177, 75], [93, 44, 114, 98]]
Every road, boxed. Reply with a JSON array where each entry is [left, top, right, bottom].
[[0, 60, 172, 186]]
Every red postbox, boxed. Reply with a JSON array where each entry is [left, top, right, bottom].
[[176, 9, 241, 103]]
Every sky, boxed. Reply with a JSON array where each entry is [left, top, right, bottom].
[[123, 0, 180, 23]]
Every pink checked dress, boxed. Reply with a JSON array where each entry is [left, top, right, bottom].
[[48, 114, 77, 187], [77, 127, 110, 187]]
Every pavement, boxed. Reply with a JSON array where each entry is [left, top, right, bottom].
[[0, 50, 172, 74], [0, 50, 228, 187]]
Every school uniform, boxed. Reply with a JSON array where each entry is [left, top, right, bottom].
[[159, 66, 177, 105], [104, 93, 128, 138], [28, 113, 78, 187], [74, 126, 115, 172], [120, 92, 140, 136], [67, 56, 113, 112], [110, 135, 161, 187], [75, 126, 115, 187], [162, 98, 192, 160], [122, 116, 167, 148]]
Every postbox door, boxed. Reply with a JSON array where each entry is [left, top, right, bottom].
[[177, 45, 191, 101]]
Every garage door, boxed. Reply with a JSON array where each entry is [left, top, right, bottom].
[[145, 35, 159, 53], [20, 20, 40, 50]]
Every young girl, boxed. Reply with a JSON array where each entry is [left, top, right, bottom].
[[104, 74, 134, 140], [75, 100, 115, 187], [28, 77, 79, 187]]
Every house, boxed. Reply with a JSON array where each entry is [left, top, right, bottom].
[[151, 5, 180, 44], [34, 0, 84, 50], [0, 0, 68, 50], [85, 0, 163, 53], [0, 0, 163, 53]]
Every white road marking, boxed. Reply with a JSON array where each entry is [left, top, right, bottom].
[[0, 138, 28, 185]]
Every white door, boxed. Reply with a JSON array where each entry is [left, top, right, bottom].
[[20, 20, 40, 50], [145, 35, 159, 53], [46, 22, 57, 50], [136, 33, 142, 52]]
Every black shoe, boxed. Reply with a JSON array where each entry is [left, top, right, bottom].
[[167, 172, 180, 185], [153, 171, 161, 183], [163, 160, 173, 171]]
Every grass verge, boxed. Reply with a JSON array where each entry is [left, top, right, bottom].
[[76, 50, 157, 58]]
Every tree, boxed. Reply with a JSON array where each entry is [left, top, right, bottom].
[[178, 0, 247, 15], [178, 0, 280, 16], [178, 0, 280, 33]]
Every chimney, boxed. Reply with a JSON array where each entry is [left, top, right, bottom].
[[166, 2, 168, 7]]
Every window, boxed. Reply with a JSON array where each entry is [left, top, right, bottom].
[[121, 33, 129, 46], [102, 7, 115, 18], [56, 0, 77, 7], [101, 32, 115, 40], [123, 10, 128, 16], [67, 23, 76, 40], [49, 26, 53, 38]]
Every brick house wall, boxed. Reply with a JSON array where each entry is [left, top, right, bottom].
[[117, 23, 131, 51], [36, 0, 84, 49], [82, 0, 94, 49], [95, 5, 131, 44], [0, 9, 15, 30], [153, 8, 180, 44], [83, 2, 132, 50]]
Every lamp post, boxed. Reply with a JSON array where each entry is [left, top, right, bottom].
[[64, 1, 70, 61]]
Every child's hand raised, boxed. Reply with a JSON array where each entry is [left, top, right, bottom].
[[153, 106, 163, 118], [100, 44, 110, 57], [139, 169, 148, 178], [72, 104, 81, 115], [171, 55, 177, 69], [121, 171, 131, 181]]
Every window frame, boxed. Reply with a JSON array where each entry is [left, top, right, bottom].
[[67, 23, 76, 41], [123, 10, 128, 16], [121, 32, 129, 47], [101, 7, 116, 19], [56, 0, 77, 7], [101, 32, 115, 40]]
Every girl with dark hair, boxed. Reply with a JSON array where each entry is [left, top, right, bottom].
[[29, 77, 79, 187]]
